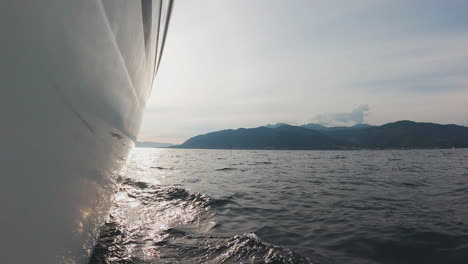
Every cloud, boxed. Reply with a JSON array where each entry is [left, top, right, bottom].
[[310, 105, 370, 126]]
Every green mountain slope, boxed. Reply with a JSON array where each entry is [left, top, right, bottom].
[[174, 121, 468, 150]]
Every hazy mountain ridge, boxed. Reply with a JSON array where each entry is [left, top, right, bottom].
[[174, 121, 468, 150], [266, 122, 374, 131]]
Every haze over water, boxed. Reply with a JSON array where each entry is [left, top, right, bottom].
[[91, 148, 468, 264]]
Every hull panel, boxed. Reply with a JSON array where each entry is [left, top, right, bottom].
[[0, 1, 172, 263]]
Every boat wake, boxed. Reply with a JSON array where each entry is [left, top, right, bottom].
[[89, 177, 312, 264]]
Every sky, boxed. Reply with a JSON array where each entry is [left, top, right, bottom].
[[139, 0, 468, 144]]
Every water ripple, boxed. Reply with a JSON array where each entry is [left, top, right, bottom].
[[90, 148, 468, 264]]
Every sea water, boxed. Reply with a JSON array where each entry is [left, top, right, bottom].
[[90, 148, 468, 264]]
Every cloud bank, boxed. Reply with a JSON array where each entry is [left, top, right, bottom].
[[310, 105, 370, 126]]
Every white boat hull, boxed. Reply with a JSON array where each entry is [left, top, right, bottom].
[[0, 1, 171, 263]]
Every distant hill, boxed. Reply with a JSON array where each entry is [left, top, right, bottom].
[[328, 120, 468, 149], [176, 125, 343, 150], [301, 123, 374, 131], [173, 121, 468, 150], [265, 122, 374, 131], [265, 123, 289, 128], [136, 141, 173, 148]]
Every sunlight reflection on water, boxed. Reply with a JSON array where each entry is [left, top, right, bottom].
[[90, 148, 468, 264]]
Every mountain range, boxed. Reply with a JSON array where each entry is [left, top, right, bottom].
[[173, 121, 468, 150], [266, 122, 374, 131]]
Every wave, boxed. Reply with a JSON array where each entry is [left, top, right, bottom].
[[200, 233, 311, 264], [215, 167, 238, 171], [253, 161, 273, 165], [324, 226, 468, 264], [90, 178, 311, 264], [150, 166, 173, 170]]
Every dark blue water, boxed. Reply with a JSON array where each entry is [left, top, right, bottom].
[[90, 148, 468, 264]]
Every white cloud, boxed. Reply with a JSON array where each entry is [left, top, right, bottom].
[[309, 105, 370, 126]]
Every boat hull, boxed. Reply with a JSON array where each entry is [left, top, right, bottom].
[[0, 1, 171, 263]]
